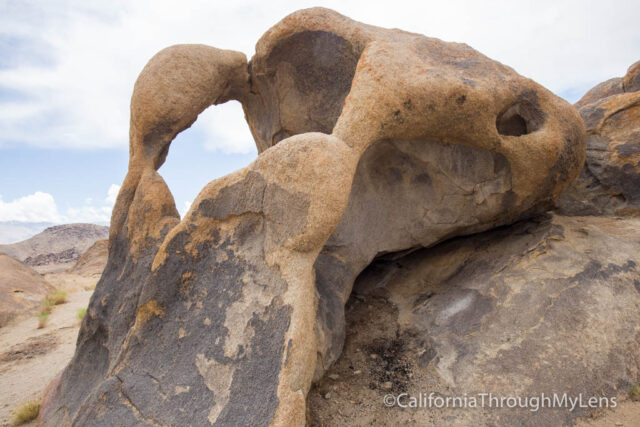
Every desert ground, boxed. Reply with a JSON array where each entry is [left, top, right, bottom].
[[0, 225, 106, 425], [0, 283, 94, 426]]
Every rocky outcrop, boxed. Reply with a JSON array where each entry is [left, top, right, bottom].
[[40, 8, 585, 426], [558, 60, 640, 216], [68, 239, 108, 277], [0, 254, 55, 327], [574, 60, 640, 109], [0, 224, 109, 273], [25, 248, 81, 268], [309, 213, 640, 426]]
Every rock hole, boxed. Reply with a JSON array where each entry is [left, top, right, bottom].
[[497, 111, 528, 136], [496, 101, 545, 137], [158, 101, 257, 219]]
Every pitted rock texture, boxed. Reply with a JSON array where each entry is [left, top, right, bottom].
[[40, 8, 585, 426], [558, 60, 640, 216], [309, 213, 640, 426]]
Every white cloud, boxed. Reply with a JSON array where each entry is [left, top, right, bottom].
[[105, 184, 120, 204], [0, 185, 120, 224], [0, 192, 61, 223], [0, 0, 639, 153], [180, 201, 193, 218], [64, 205, 113, 224], [200, 102, 257, 154], [0, 0, 260, 151]]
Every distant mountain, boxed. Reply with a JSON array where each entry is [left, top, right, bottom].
[[0, 221, 55, 244], [0, 224, 109, 273]]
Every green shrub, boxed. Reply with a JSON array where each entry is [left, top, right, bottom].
[[630, 384, 640, 401], [77, 307, 87, 320], [37, 310, 50, 329], [10, 401, 39, 425], [45, 290, 67, 305], [40, 298, 53, 313]]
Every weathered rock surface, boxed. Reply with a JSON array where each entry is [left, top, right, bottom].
[[0, 253, 55, 327], [309, 213, 640, 426], [0, 224, 109, 273], [40, 8, 584, 426], [67, 239, 108, 277], [558, 60, 640, 216]]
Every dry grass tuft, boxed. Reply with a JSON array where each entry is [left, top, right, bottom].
[[45, 290, 68, 306], [36, 290, 69, 328], [37, 310, 50, 329], [40, 299, 53, 313], [10, 401, 39, 425]]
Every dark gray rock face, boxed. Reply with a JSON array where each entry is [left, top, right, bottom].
[[309, 214, 640, 426], [314, 138, 524, 375]]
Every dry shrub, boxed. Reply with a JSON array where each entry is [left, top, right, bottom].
[[10, 401, 39, 425], [37, 310, 50, 329], [45, 290, 68, 305]]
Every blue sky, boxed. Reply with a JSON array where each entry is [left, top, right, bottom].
[[1, 0, 639, 226]]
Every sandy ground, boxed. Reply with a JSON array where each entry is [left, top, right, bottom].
[[0, 288, 92, 426], [42, 273, 98, 293], [576, 399, 640, 427]]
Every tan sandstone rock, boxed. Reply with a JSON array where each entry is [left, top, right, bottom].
[[558, 60, 640, 216], [0, 253, 55, 327], [39, 8, 585, 426], [67, 239, 108, 278]]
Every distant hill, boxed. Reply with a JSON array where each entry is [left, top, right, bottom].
[[0, 253, 55, 326], [0, 224, 109, 273], [68, 239, 108, 277], [0, 221, 55, 244]]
